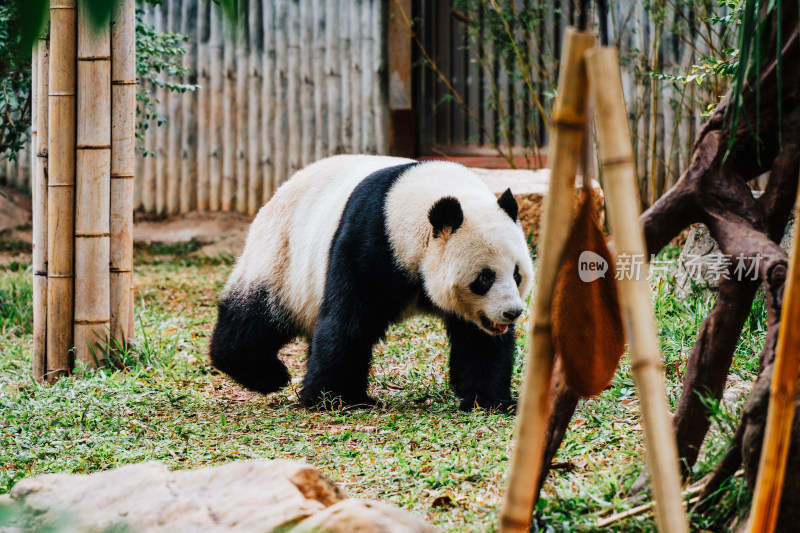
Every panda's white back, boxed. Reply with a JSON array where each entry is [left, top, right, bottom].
[[226, 154, 413, 335]]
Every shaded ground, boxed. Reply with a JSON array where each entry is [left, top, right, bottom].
[[0, 210, 767, 531]]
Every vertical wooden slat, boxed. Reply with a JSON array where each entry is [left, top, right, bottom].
[[371, 0, 386, 154], [273, 1, 288, 192], [166, 0, 182, 214], [299, 0, 314, 167], [208, 3, 224, 211], [312, 0, 326, 161], [74, 2, 111, 368], [111, 0, 136, 344], [339, 0, 352, 151], [287, 1, 301, 174], [222, 9, 236, 211], [32, 36, 49, 383], [349, 0, 362, 152], [261, 0, 275, 203], [235, 0, 249, 212], [196, 0, 211, 210], [155, 1, 168, 215], [47, 0, 77, 381], [247, 0, 263, 214], [360, 0, 374, 153], [180, 0, 198, 213]]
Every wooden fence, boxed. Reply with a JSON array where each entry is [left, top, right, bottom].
[[2, 0, 734, 212]]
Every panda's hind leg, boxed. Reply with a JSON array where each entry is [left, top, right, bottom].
[[444, 315, 516, 413], [209, 286, 295, 394]]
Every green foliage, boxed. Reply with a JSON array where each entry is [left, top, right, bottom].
[[0, 0, 198, 161], [0, 0, 32, 158], [0, 267, 32, 337]]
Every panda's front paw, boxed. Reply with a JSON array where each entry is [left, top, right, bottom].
[[459, 395, 516, 415]]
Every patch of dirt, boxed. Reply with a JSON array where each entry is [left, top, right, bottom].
[[134, 211, 253, 258]]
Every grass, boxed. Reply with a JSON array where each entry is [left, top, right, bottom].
[[0, 244, 767, 531]]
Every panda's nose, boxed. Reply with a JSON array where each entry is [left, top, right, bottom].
[[503, 308, 523, 321]]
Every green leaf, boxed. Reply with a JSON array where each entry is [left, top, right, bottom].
[[80, 0, 116, 33], [16, 0, 48, 53]]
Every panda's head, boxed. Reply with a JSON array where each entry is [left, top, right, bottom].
[[422, 189, 534, 336]]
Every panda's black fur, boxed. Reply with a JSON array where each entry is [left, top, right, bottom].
[[209, 156, 532, 411]]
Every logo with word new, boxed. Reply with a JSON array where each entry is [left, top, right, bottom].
[[578, 251, 608, 282]]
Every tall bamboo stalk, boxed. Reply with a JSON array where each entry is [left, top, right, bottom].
[[47, 0, 77, 381], [180, 0, 198, 214], [586, 46, 688, 533], [499, 28, 594, 533], [747, 179, 800, 532], [235, 0, 249, 212], [155, 1, 168, 215], [75, 2, 111, 368], [287, 1, 301, 174], [247, 0, 263, 214], [221, 11, 236, 212], [32, 35, 49, 383], [273, 1, 288, 190], [111, 0, 136, 344], [299, 0, 314, 168], [348, 0, 361, 153], [208, 4, 224, 211], [325, 0, 341, 155], [312, 0, 326, 161], [360, 0, 374, 153], [261, 0, 275, 203], [196, 0, 210, 211], [166, 0, 182, 214]]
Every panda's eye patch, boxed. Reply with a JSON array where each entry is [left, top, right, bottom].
[[470, 268, 496, 295], [513, 264, 522, 286]]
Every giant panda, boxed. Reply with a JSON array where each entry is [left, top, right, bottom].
[[209, 154, 534, 412]]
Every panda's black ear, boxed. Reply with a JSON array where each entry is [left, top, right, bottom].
[[497, 188, 518, 221], [429, 196, 463, 239]]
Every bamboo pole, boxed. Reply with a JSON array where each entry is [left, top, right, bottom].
[[747, 179, 800, 532], [75, 2, 111, 368], [371, 0, 386, 154], [325, 0, 341, 156], [287, 0, 301, 175], [261, 0, 275, 203], [32, 35, 49, 383], [247, 0, 262, 214], [221, 10, 236, 212], [166, 0, 182, 215], [348, 0, 361, 153], [312, 0, 326, 161], [498, 28, 595, 533], [360, 0, 374, 153], [180, 0, 198, 214], [339, 2, 351, 150], [110, 0, 136, 344], [273, 1, 288, 190], [208, 4, 224, 211], [155, 1, 168, 215], [586, 47, 688, 533], [196, 0, 210, 211], [299, 0, 314, 168], [235, 0, 249, 212], [47, 0, 77, 381]]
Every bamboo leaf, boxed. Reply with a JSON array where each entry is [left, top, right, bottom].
[[16, 0, 48, 53]]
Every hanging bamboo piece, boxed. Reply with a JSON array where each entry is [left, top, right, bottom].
[[47, 0, 77, 381], [498, 28, 594, 533], [747, 178, 800, 532], [32, 35, 49, 383], [586, 46, 688, 533], [111, 0, 136, 344], [74, 1, 111, 368]]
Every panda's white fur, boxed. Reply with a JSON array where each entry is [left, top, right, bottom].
[[211, 154, 534, 411]]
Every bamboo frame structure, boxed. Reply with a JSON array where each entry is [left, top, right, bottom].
[[111, 0, 136, 344], [498, 28, 595, 533], [47, 0, 77, 381], [32, 35, 49, 383], [74, 1, 111, 368], [747, 178, 800, 532], [586, 47, 688, 533]]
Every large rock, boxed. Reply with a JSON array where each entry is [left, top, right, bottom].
[[472, 168, 605, 246], [674, 215, 795, 293], [1, 460, 434, 533]]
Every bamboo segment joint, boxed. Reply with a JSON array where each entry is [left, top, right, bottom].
[[35, 271, 48, 277], [598, 156, 635, 167], [48, 274, 73, 279], [74, 319, 110, 325], [110, 268, 133, 273], [552, 118, 586, 130], [111, 80, 136, 86], [49, 92, 75, 97], [111, 174, 135, 179], [48, 184, 74, 188], [77, 145, 112, 150], [75, 233, 111, 238], [77, 56, 111, 61]]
